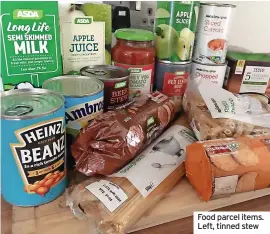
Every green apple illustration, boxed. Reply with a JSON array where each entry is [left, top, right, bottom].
[[155, 8, 170, 19], [177, 28, 195, 60], [155, 24, 179, 59], [81, 3, 112, 45]]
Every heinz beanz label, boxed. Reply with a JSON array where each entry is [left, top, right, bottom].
[[0, 1, 62, 90]]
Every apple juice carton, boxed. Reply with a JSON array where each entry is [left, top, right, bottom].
[[0, 1, 62, 90], [59, 2, 112, 75], [155, 1, 200, 62]]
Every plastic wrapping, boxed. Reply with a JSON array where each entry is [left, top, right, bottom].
[[71, 92, 176, 176], [183, 79, 270, 140], [66, 116, 196, 234], [186, 135, 270, 201]]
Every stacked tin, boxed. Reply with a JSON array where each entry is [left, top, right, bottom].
[[154, 1, 200, 112], [191, 3, 236, 87]]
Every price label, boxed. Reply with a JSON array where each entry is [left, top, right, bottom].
[[85, 180, 128, 212]]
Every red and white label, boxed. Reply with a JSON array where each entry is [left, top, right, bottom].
[[205, 144, 232, 155], [162, 72, 189, 96], [205, 142, 239, 155], [113, 62, 154, 98]]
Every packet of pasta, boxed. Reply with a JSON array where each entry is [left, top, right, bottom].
[[183, 79, 270, 140], [186, 135, 270, 202], [66, 116, 196, 234]]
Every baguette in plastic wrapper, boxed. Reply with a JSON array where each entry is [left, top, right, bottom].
[[66, 116, 196, 234], [71, 92, 176, 176], [183, 79, 270, 140]]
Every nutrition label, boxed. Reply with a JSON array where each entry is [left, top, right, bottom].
[[240, 66, 270, 93]]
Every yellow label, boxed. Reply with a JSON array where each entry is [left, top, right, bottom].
[[27, 159, 64, 177], [237, 60, 245, 68]]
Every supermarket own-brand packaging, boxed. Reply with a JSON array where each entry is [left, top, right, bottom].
[[186, 135, 270, 201], [224, 52, 270, 95], [154, 1, 200, 62], [1, 1, 62, 90], [66, 116, 196, 234], [59, 2, 112, 74], [183, 79, 270, 140]]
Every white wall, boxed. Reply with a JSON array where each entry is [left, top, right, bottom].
[[223, 1, 270, 53]]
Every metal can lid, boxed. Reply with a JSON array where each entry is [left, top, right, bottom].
[[200, 3, 236, 8], [1, 89, 64, 120], [80, 65, 130, 81], [158, 60, 192, 65], [42, 75, 104, 97]]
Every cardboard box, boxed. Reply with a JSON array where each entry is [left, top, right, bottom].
[[224, 52, 270, 95], [1, 1, 62, 90]]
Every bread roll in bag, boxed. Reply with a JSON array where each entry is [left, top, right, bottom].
[[186, 135, 270, 201]]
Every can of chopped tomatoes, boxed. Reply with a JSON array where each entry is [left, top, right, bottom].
[[193, 3, 236, 64]]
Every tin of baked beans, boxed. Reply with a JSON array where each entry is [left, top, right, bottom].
[[154, 60, 192, 112], [1, 89, 67, 206], [190, 61, 227, 87], [193, 3, 236, 64], [80, 65, 130, 111]]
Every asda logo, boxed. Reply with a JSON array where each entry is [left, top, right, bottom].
[[129, 68, 142, 73], [147, 116, 155, 126], [175, 71, 185, 75], [181, 1, 192, 4], [13, 9, 43, 19], [75, 17, 92, 24], [115, 81, 127, 89]]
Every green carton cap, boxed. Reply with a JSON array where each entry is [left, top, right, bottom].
[[115, 28, 154, 41]]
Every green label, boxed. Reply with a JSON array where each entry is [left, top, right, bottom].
[[155, 1, 200, 62], [129, 68, 142, 73], [243, 81, 267, 85], [115, 81, 127, 89], [1, 2, 62, 90], [147, 116, 155, 126], [13, 9, 43, 19], [74, 17, 92, 24]]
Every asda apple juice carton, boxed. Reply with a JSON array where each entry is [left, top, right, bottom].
[[0, 1, 62, 90], [59, 2, 112, 74], [155, 1, 200, 62]]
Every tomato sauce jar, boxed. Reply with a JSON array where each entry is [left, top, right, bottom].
[[112, 28, 155, 98]]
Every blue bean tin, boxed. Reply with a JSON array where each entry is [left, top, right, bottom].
[[1, 89, 67, 206]]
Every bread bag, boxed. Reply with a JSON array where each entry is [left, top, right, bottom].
[[186, 135, 270, 201], [66, 116, 196, 234], [72, 92, 176, 176]]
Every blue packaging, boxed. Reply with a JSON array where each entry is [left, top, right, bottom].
[[1, 89, 67, 206]]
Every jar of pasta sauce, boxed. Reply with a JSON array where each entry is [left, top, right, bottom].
[[112, 28, 155, 98]]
